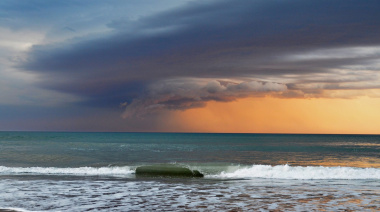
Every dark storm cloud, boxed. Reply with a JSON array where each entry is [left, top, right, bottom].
[[20, 0, 380, 115], [122, 79, 287, 118]]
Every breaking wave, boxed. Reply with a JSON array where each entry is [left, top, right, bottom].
[[0, 166, 134, 176], [1, 164, 379, 180], [213, 164, 380, 180]]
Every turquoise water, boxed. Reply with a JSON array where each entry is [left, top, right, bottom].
[[1, 132, 379, 167], [0, 132, 379, 211]]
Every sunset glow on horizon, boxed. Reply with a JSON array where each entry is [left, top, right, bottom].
[[163, 96, 380, 134], [1, 1, 380, 133]]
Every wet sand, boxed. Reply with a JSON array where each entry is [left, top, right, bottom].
[[1, 178, 379, 211]]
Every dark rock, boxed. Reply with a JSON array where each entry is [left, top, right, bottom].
[[135, 165, 204, 178]]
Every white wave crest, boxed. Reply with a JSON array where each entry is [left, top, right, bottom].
[[0, 166, 134, 176], [213, 164, 380, 180], [0, 208, 31, 212]]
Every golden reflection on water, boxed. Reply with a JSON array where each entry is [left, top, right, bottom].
[[323, 142, 380, 147], [286, 155, 380, 168], [231, 152, 380, 168]]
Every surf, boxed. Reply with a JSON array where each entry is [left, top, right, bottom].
[[212, 164, 380, 180], [0, 166, 134, 176], [0, 164, 379, 180]]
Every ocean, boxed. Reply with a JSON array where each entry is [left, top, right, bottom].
[[0, 132, 379, 211]]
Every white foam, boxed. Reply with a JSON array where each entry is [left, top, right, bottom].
[[0, 208, 31, 212], [212, 164, 380, 180], [2, 164, 379, 180], [0, 166, 134, 176]]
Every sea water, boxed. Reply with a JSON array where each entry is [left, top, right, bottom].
[[0, 132, 379, 211]]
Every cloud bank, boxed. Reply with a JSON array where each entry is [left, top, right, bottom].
[[14, 0, 380, 117]]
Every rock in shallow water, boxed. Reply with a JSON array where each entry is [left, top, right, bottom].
[[135, 165, 204, 178]]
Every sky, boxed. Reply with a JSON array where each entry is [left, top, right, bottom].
[[1, 0, 380, 133]]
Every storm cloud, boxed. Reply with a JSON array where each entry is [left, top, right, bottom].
[[19, 0, 380, 117], [122, 79, 287, 118]]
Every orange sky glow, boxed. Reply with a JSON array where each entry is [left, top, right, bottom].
[[162, 95, 380, 134], [2, 1, 380, 133]]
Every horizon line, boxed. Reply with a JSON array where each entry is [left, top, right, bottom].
[[1, 130, 379, 136]]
